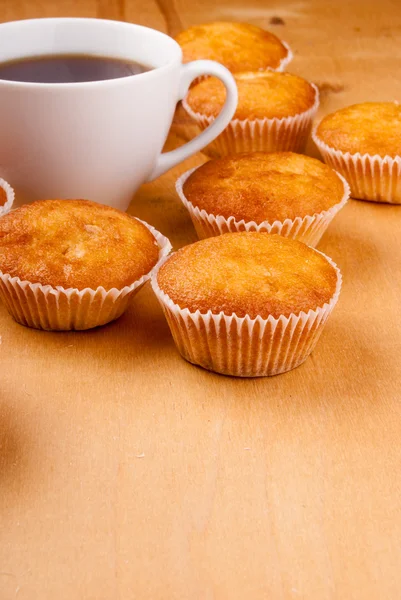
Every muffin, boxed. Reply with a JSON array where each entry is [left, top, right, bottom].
[[313, 102, 401, 203], [172, 21, 292, 145], [152, 233, 341, 377], [183, 71, 319, 156], [0, 177, 15, 217], [175, 21, 292, 73], [177, 152, 349, 246], [0, 199, 171, 330]]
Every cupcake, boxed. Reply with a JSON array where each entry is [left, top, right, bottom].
[[175, 21, 292, 73], [152, 233, 341, 377], [176, 152, 349, 246], [0, 177, 15, 217], [313, 102, 401, 203], [0, 199, 171, 330], [173, 21, 292, 146], [183, 71, 319, 156]]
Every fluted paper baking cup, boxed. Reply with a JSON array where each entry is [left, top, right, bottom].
[[313, 128, 401, 204], [0, 178, 15, 217], [151, 252, 341, 377], [276, 41, 293, 72], [0, 221, 172, 331], [182, 84, 319, 156], [176, 166, 349, 246]]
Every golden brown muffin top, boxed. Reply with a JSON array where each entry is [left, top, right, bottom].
[[183, 152, 345, 222], [175, 21, 289, 73], [157, 233, 337, 319], [185, 71, 316, 120], [0, 199, 160, 290], [315, 102, 401, 157]]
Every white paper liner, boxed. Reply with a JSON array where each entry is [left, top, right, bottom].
[[312, 127, 401, 204], [0, 220, 172, 331], [276, 40, 293, 72], [182, 83, 319, 156], [0, 178, 15, 217], [176, 166, 350, 246], [151, 250, 342, 377]]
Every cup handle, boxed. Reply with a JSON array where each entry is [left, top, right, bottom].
[[146, 60, 238, 181]]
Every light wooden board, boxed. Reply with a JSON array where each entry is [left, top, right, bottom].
[[0, 1, 400, 599]]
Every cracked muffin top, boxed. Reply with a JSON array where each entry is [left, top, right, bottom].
[[185, 71, 317, 121], [0, 199, 160, 290], [182, 152, 346, 222], [157, 233, 338, 319], [315, 102, 401, 157], [175, 21, 290, 73]]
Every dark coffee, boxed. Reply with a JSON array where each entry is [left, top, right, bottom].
[[0, 54, 151, 83]]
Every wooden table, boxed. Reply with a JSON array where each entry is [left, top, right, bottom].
[[1, 1, 401, 598]]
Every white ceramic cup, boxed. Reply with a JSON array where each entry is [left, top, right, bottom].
[[0, 18, 238, 210]]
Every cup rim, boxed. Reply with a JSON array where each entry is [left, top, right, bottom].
[[0, 17, 182, 89]]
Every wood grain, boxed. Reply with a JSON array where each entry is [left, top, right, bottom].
[[0, 1, 401, 599]]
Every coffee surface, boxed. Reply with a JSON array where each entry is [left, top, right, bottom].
[[0, 54, 151, 83]]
